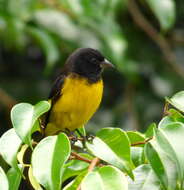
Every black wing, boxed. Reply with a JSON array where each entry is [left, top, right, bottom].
[[48, 74, 66, 102], [43, 74, 66, 126]]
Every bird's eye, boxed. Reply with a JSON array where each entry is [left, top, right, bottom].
[[91, 58, 97, 64]]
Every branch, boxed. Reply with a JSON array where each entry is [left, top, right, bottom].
[[88, 157, 100, 172], [131, 137, 153, 146], [128, 0, 184, 79], [163, 101, 170, 117], [68, 136, 84, 141], [70, 152, 92, 164], [76, 157, 100, 190]]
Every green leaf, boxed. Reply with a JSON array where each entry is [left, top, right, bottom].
[[86, 128, 134, 179], [145, 138, 177, 190], [128, 164, 161, 190], [27, 26, 60, 72], [127, 131, 145, 147], [63, 153, 92, 182], [7, 165, 23, 190], [145, 123, 157, 138], [155, 123, 184, 187], [0, 155, 9, 172], [63, 170, 87, 190], [168, 109, 184, 123], [158, 116, 174, 128], [0, 167, 9, 190], [146, 0, 175, 31], [28, 166, 43, 190], [74, 126, 86, 137], [166, 91, 184, 112], [159, 110, 184, 130], [145, 142, 167, 189], [0, 129, 22, 170], [131, 147, 145, 167], [81, 166, 128, 190], [31, 133, 71, 190], [11, 101, 50, 147]]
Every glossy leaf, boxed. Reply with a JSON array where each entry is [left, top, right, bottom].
[[7, 165, 23, 190], [63, 153, 92, 182], [0, 167, 9, 190], [63, 170, 87, 190], [31, 133, 71, 190], [81, 166, 128, 190], [17, 144, 29, 166], [159, 110, 184, 129], [127, 131, 145, 147], [28, 166, 43, 190], [145, 123, 157, 138], [145, 138, 177, 190], [0, 128, 22, 170], [131, 147, 145, 167], [86, 128, 134, 178], [128, 164, 161, 190], [168, 109, 184, 123], [158, 116, 174, 128], [166, 91, 184, 112], [11, 101, 50, 147], [155, 123, 184, 186], [146, 0, 175, 30]]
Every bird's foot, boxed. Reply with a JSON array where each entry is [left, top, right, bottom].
[[85, 134, 94, 142]]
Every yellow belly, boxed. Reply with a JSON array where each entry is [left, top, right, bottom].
[[45, 75, 103, 135]]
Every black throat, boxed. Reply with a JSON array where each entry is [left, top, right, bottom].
[[71, 71, 102, 83]]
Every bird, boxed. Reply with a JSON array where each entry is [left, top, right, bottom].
[[44, 48, 114, 136]]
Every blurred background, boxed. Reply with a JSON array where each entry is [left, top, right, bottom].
[[0, 0, 184, 135]]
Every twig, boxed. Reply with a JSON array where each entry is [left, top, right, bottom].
[[70, 152, 104, 166], [76, 157, 100, 190], [88, 157, 100, 172], [131, 137, 153, 146], [77, 184, 81, 190], [68, 136, 84, 141], [128, 0, 184, 79], [70, 152, 92, 164], [163, 101, 169, 117]]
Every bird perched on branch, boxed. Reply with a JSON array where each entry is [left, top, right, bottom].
[[44, 48, 114, 136]]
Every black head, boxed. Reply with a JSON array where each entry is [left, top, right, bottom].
[[65, 48, 114, 83]]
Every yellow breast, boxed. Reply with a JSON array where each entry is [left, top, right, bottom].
[[45, 75, 103, 135]]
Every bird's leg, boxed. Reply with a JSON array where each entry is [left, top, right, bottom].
[[86, 134, 95, 142], [75, 129, 86, 148], [75, 129, 95, 149], [64, 128, 78, 145]]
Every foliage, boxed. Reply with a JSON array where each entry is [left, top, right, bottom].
[[0, 0, 177, 71], [0, 91, 184, 189], [0, 0, 184, 188], [1, 0, 183, 135]]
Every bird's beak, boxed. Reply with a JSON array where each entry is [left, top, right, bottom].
[[100, 59, 115, 69]]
